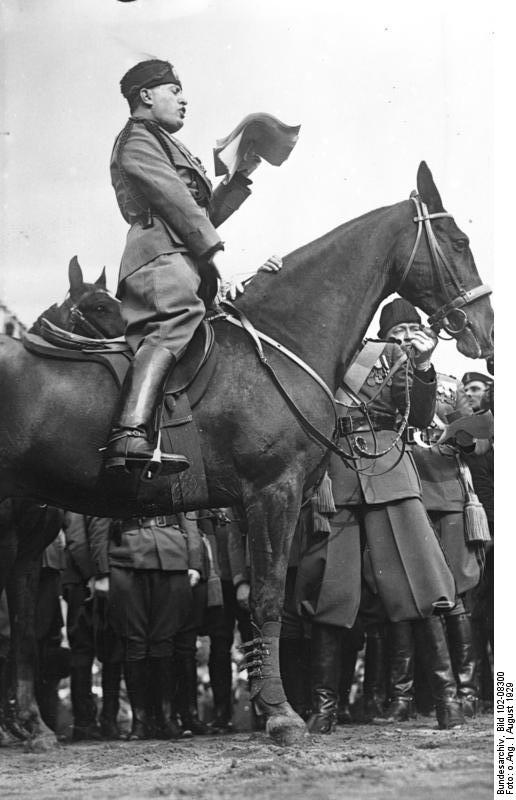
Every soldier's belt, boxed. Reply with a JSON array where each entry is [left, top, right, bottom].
[[115, 515, 178, 535]]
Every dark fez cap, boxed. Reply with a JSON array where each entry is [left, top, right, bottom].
[[377, 298, 421, 339], [461, 371, 493, 387], [120, 59, 182, 104]]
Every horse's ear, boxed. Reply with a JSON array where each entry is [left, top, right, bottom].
[[95, 267, 107, 289], [416, 161, 444, 212], [68, 256, 84, 297]]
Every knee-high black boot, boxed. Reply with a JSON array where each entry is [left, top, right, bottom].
[[415, 616, 465, 730], [150, 657, 182, 740], [100, 661, 122, 739], [362, 624, 388, 721], [104, 344, 189, 475], [445, 612, 479, 718], [176, 651, 211, 736], [306, 624, 342, 734], [384, 621, 416, 722], [209, 637, 233, 733], [71, 664, 102, 741], [337, 630, 360, 724], [280, 638, 310, 720], [124, 659, 150, 740]]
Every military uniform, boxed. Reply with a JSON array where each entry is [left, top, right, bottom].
[[296, 339, 455, 628], [413, 373, 483, 717]]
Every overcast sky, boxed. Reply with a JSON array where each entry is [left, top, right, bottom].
[[1, 0, 495, 378]]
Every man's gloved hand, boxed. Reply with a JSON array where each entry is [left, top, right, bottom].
[[258, 254, 282, 273], [236, 581, 250, 611], [212, 252, 283, 301], [408, 326, 438, 371], [188, 569, 201, 588], [90, 575, 110, 598], [236, 151, 262, 177]]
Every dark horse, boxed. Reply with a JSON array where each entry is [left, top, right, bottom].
[[0, 164, 493, 745], [0, 258, 123, 747]]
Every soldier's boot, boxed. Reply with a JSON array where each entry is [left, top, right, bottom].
[[99, 661, 122, 740], [150, 658, 182, 740], [337, 632, 359, 724], [280, 638, 311, 720], [208, 637, 234, 733], [104, 344, 190, 475], [306, 623, 342, 734], [445, 612, 479, 718], [383, 621, 416, 723], [176, 651, 211, 736], [124, 659, 150, 741], [415, 615, 465, 730], [71, 664, 102, 741], [362, 624, 388, 722]]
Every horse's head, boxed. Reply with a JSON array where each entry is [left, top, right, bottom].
[[58, 256, 124, 339], [394, 162, 493, 361]]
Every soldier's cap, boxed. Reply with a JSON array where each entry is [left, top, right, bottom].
[[461, 371, 493, 388], [120, 59, 181, 103], [377, 298, 421, 339]]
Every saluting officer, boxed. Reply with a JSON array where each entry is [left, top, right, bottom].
[[295, 298, 461, 733]]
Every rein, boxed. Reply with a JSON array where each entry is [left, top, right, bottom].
[[398, 194, 491, 339]]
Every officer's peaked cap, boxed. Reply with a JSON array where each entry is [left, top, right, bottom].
[[120, 59, 181, 103], [378, 298, 421, 339], [461, 371, 493, 387]]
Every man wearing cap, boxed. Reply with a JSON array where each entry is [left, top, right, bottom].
[[295, 298, 463, 733], [104, 59, 280, 474]]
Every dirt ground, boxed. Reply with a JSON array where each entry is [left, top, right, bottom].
[[0, 712, 493, 800]]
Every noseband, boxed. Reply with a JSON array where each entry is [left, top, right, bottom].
[[61, 287, 117, 339], [398, 192, 491, 338]]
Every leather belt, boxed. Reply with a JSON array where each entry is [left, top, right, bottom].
[[116, 515, 178, 534]]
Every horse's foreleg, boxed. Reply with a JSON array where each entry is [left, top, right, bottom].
[[7, 562, 57, 749], [243, 475, 306, 746]]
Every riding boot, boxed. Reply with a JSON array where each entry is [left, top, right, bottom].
[[414, 615, 465, 730], [149, 657, 182, 740], [124, 659, 150, 740], [208, 637, 233, 733], [71, 664, 102, 741], [444, 612, 479, 718], [175, 651, 211, 736], [306, 623, 342, 734], [104, 344, 190, 475], [99, 661, 122, 740], [280, 638, 310, 720], [383, 621, 416, 723], [362, 624, 388, 722], [337, 631, 359, 724]]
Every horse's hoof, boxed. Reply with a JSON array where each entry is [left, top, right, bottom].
[[265, 710, 307, 747], [24, 733, 59, 752]]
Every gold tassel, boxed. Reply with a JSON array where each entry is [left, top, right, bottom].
[[316, 470, 336, 514], [311, 497, 332, 535], [464, 491, 491, 543]]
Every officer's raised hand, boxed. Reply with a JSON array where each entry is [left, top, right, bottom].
[[408, 326, 438, 371]]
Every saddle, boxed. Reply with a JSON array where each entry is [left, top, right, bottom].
[[22, 318, 219, 509]]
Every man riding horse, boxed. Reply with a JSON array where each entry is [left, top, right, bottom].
[[105, 59, 281, 474]]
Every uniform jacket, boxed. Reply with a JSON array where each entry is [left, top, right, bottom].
[[87, 513, 203, 574], [111, 118, 252, 287], [330, 340, 436, 505], [413, 373, 467, 513], [62, 512, 101, 585]]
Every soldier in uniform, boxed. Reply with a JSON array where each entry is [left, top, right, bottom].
[[104, 59, 281, 474], [89, 513, 202, 741], [413, 373, 484, 717], [295, 298, 462, 733]]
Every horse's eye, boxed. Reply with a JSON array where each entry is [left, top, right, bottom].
[[453, 238, 469, 252], [95, 304, 106, 313]]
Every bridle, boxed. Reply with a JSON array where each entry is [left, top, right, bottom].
[[60, 287, 119, 339], [398, 192, 491, 339]]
